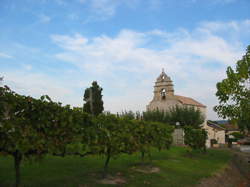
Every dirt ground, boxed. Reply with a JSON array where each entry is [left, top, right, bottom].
[[197, 163, 250, 187]]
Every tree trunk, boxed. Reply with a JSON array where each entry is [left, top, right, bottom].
[[148, 151, 152, 162], [141, 151, 145, 163], [103, 151, 111, 178], [14, 151, 22, 187], [203, 146, 207, 153]]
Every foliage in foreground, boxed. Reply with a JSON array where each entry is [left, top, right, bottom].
[[0, 86, 87, 186], [214, 45, 250, 131], [184, 126, 207, 152], [0, 85, 173, 186]]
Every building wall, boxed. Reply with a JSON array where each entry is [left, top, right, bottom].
[[147, 96, 181, 111], [203, 123, 225, 147]]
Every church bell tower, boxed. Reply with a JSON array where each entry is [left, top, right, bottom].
[[153, 69, 174, 101]]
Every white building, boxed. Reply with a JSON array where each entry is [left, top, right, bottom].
[[204, 120, 226, 148]]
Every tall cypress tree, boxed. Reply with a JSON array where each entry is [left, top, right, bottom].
[[0, 77, 3, 85], [83, 81, 104, 116]]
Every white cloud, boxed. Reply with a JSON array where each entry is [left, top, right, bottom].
[[4, 20, 248, 119], [39, 14, 51, 23], [83, 0, 239, 19], [75, 0, 140, 20], [90, 0, 118, 16], [3, 71, 84, 107], [51, 25, 243, 74], [51, 34, 88, 51], [200, 20, 250, 34], [23, 64, 32, 70], [49, 20, 249, 119], [0, 52, 13, 59]]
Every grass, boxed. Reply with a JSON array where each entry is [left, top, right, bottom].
[[0, 147, 232, 187]]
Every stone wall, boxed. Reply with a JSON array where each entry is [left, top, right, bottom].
[[172, 128, 185, 145], [147, 96, 181, 111]]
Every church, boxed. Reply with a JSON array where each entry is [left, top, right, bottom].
[[147, 70, 207, 123], [147, 70, 229, 148]]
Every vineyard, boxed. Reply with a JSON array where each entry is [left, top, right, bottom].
[[0, 85, 233, 186], [0, 85, 175, 186]]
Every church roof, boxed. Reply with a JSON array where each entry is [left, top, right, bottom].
[[175, 95, 206, 108]]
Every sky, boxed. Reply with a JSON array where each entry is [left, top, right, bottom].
[[0, 0, 249, 119]]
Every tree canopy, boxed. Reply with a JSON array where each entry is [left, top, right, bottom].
[[142, 105, 204, 128], [214, 45, 250, 131], [0, 77, 3, 85], [0, 86, 85, 186], [83, 81, 104, 116], [169, 106, 204, 128]]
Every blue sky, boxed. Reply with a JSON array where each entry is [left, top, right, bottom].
[[0, 0, 250, 119]]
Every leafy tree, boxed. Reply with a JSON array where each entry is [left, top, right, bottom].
[[83, 81, 104, 116], [143, 109, 170, 123], [184, 126, 207, 152], [214, 45, 250, 131], [0, 76, 3, 85], [87, 114, 136, 177], [0, 86, 86, 187], [131, 120, 173, 162], [117, 110, 135, 120], [143, 106, 204, 128], [169, 105, 204, 128], [85, 114, 173, 177], [0, 86, 49, 187]]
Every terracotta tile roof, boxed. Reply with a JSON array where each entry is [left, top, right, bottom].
[[175, 95, 206, 108]]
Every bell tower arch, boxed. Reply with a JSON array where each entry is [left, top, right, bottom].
[[153, 69, 174, 101]]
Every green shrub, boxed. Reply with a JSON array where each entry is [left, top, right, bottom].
[[142, 106, 205, 128], [231, 132, 244, 140], [184, 126, 207, 152], [131, 120, 173, 161]]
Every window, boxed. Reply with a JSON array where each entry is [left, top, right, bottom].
[[161, 88, 166, 99]]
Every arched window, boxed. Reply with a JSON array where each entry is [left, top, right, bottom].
[[161, 88, 166, 99]]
